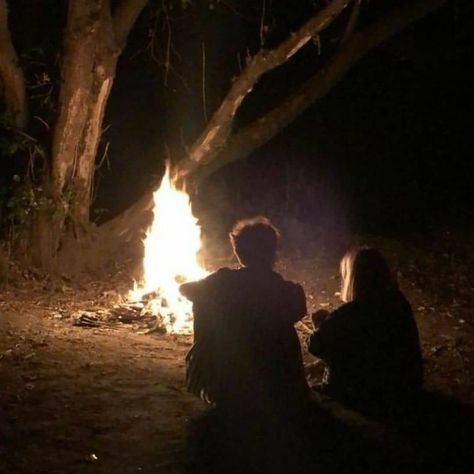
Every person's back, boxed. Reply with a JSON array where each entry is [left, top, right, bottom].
[[309, 248, 423, 415], [181, 217, 308, 414], [310, 291, 422, 407]]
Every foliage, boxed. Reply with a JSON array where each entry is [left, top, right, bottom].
[[0, 115, 48, 239]]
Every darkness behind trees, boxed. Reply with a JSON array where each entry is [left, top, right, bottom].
[[2, 1, 473, 242], [90, 0, 474, 239]]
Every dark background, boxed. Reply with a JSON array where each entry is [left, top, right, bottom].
[[1, 0, 473, 244]]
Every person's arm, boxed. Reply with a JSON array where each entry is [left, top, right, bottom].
[[312, 309, 330, 329], [180, 268, 228, 301], [308, 307, 345, 359], [180, 268, 231, 339], [179, 280, 202, 302], [286, 282, 307, 324], [399, 296, 424, 387]]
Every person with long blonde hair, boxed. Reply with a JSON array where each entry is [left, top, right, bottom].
[[309, 248, 423, 416]]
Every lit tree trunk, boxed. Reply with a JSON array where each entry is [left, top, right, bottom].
[[32, 0, 147, 269], [0, 0, 27, 128], [51, 1, 117, 224]]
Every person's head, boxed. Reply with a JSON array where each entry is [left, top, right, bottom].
[[229, 217, 279, 268], [340, 247, 397, 302]]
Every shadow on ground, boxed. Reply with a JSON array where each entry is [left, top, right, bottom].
[[185, 391, 474, 474]]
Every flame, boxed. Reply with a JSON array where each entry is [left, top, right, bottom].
[[129, 166, 207, 333]]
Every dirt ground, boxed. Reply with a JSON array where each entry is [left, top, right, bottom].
[[1, 235, 473, 473]]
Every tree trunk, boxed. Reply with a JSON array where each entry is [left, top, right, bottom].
[[31, 0, 148, 271], [30, 1, 117, 270], [0, 0, 27, 128], [51, 1, 117, 225]]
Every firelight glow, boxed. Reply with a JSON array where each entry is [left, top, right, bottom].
[[129, 166, 207, 333]]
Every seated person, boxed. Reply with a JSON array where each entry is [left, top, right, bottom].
[[308, 248, 423, 416], [180, 217, 308, 415]]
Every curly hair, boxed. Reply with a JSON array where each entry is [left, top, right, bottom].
[[229, 216, 280, 267]]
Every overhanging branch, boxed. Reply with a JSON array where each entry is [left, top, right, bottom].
[[99, 0, 447, 247], [340, 0, 362, 45], [189, 0, 448, 183], [113, 0, 149, 49], [180, 0, 351, 173]]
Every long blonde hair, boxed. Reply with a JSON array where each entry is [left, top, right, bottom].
[[340, 248, 397, 303], [340, 250, 357, 303]]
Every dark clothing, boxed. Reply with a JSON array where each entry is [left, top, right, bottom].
[[181, 266, 308, 413], [308, 290, 423, 414]]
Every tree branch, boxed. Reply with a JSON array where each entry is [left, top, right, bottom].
[[189, 0, 448, 184], [340, 0, 362, 45], [99, 0, 447, 248], [0, 0, 28, 128], [112, 0, 149, 49], [180, 0, 351, 173]]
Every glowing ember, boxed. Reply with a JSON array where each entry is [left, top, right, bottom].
[[129, 166, 207, 333]]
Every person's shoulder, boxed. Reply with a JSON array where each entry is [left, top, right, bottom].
[[390, 289, 415, 322], [383, 288, 413, 313], [395, 289, 412, 308], [330, 301, 357, 318], [203, 267, 235, 285], [273, 271, 302, 289], [273, 273, 305, 297], [270, 272, 307, 320], [209, 266, 234, 278], [320, 301, 358, 327], [180, 267, 233, 300]]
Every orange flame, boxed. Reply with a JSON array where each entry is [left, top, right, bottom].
[[129, 166, 207, 333]]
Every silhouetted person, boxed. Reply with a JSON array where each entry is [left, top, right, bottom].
[[180, 217, 308, 416], [309, 248, 423, 417]]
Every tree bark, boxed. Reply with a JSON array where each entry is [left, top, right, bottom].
[[51, 1, 116, 223], [0, 0, 27, 128], [188, 0, 448, 184], [178, 0, 351, 176], [100, 0, 352, 243], [32, 0, 148, 270]]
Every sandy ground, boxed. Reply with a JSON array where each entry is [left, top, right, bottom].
[[1, 237, 473, 473]]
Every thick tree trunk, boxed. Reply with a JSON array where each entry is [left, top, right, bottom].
[[30, 1, 117, 270], [31, 0, 147, 271], [0, 0, 27, 128], [51, 1, 118, 225]]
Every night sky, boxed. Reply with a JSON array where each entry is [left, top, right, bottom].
[[1, 0, 473, 240]]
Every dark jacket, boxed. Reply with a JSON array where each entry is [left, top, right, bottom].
[[181, 266, 308, 412], [309, 289, 423, 410]]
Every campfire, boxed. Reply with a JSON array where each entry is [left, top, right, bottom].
[[128, 166, 208, 334]]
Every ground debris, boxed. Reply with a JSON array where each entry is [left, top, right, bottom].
[[430, 345, 449, 357], [71, 311, 101, 327], [1, 234, 473, 473], [107, 303, 144, 323], [66, 303, 163, 332]]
